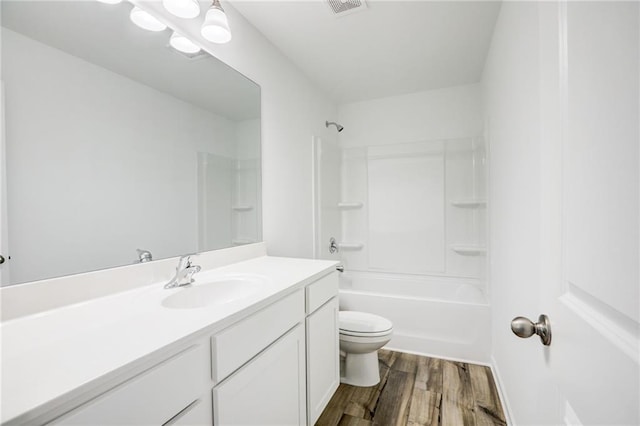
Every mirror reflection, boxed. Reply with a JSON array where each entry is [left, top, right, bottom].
[[1, 1, 262, 285]]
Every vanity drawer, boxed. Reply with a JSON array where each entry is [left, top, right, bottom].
[[306, 272, 339, 314], [212, 289, 304, 383], [54, 343, 210, 425]]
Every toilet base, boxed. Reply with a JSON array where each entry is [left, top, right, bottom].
[[340, 351, 380, 387]]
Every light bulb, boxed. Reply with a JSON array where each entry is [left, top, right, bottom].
[[163, 0, 200, 19], [170, 32, 201, 54], [201, 5, 231, 44], [130, 6, 167, 32]]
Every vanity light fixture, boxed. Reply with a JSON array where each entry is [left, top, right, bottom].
[[170, 31, 201, 54], [130, 6, 168, 32], [201, 0, 232, 44], [96, 0, 122, 4], [162, 0, 200, 19]]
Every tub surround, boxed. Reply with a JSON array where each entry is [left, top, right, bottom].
[[0, 244, 338, 425]]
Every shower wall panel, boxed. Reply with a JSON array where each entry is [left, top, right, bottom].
[[367, 151, 445, 273], [340, 138, 485, 282]]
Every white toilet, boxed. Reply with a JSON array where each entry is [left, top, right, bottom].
[[339, 311, 393, 387]]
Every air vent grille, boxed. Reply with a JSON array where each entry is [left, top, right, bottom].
[[327, 0, 366, 15]]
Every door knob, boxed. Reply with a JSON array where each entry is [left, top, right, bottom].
[[511, 314, 552, 346], [0, 255, 5, 265]]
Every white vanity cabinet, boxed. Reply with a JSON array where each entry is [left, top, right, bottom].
[[212, 271, 340, 426], [305, 272, 340, 425], [28, 270, 339, 426]]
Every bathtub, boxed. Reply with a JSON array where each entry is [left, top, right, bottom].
[[338, 271, 491, 363]]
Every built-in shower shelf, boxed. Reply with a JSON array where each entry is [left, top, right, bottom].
[[338, 242, 364, 250], [451, 199, 487, 208], [451, 245, 486, 256], [338, 202, 363, 209], [232, 239, 256, 245], [232, 205, 254, 211]]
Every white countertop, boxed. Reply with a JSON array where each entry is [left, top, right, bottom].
[[0, 255, 337, 425]]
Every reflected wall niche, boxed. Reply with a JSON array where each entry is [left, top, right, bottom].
[[1, 1, 261, 285]]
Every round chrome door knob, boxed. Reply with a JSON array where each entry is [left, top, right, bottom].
[[0, 255, 5, 265], [510, 314, 552, 346]]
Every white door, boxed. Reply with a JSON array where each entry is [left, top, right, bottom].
[[534, 2, 639, 424], [0, 82, 9, 286]]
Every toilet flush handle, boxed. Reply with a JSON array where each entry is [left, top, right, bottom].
[[510, 314, 552, 346]]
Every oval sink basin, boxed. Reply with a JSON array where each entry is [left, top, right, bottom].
[[162, 275, 266, 310]]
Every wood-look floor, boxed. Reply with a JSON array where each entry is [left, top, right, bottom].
[[315, 350, 506, 426]]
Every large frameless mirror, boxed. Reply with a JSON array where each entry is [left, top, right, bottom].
[[1, 1, 262, 285]]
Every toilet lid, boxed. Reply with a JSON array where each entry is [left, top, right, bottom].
[[339, 311, 393, 335]]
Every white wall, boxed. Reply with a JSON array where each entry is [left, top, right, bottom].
[[2, 29, 241, 283], [139, 1, 339, 259], [338, 84, 482, 147]]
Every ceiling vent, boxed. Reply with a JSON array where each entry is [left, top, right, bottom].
[[326, 0, 367, 17]]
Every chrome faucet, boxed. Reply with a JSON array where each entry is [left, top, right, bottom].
[[136, 249, 153, 263], [164, 254, 201, 289]]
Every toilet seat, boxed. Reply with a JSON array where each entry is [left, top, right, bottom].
[[339, 311, 393, 337], [339, 328, 393, 338]]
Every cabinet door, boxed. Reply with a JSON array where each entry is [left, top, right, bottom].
[[306, 297, 339, 425], [213, 324, 306, 426]]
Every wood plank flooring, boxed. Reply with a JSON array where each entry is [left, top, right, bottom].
[[315, 350, 506, 426]]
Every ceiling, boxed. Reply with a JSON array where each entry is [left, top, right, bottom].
[[1, 1, 260, 121], [231, 0, 501, 104]]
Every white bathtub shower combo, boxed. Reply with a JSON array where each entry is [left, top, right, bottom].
[[323, 137, 490, 365]]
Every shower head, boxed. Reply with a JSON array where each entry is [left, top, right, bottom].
[[326, 121, 344, 132]]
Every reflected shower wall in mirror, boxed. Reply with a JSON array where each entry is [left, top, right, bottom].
[[1, 1, 262, 285]]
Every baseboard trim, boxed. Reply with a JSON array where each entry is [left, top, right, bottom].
[[383, 345, 492, 367], [489, 355, 515, 425]]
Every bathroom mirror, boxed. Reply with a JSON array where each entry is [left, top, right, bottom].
[[1, 1, 262, 285]]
